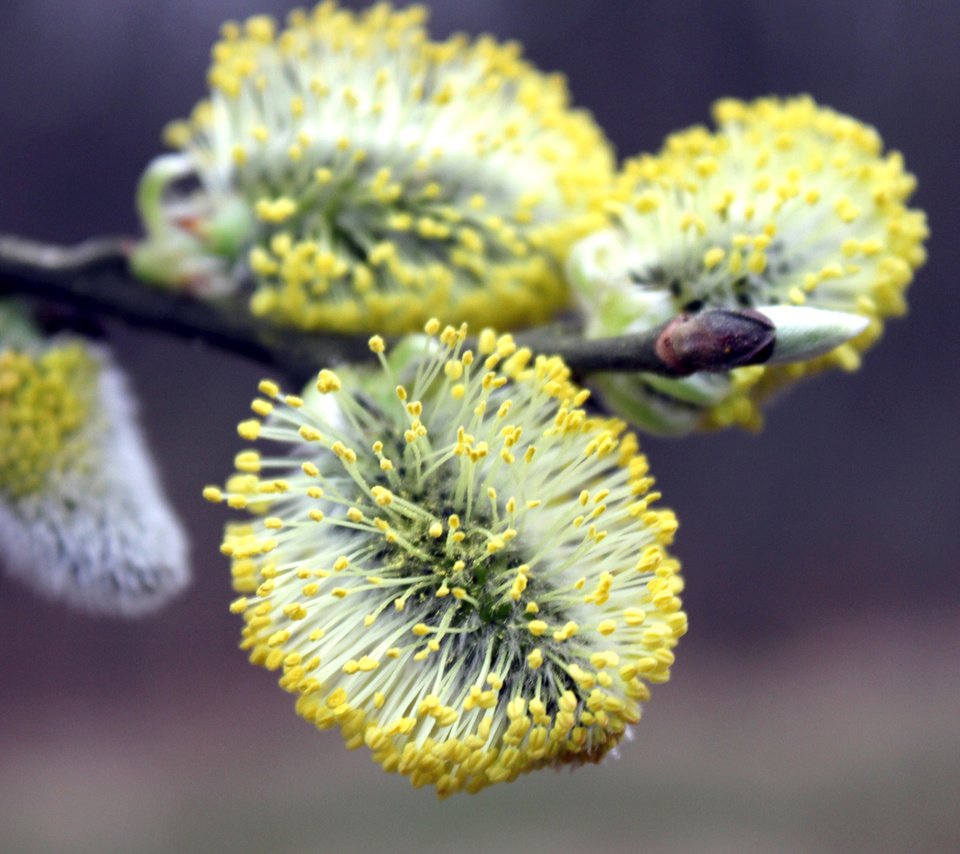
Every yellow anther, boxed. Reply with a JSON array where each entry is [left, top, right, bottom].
[[298, 425, 322, 442], [703, 246, 726, 269], [250, 399, 273, 417], [255, 197, 297, 223], [316, 369, 342, 393], [237, 419, 261, 440], [371, 486, 394, 506]]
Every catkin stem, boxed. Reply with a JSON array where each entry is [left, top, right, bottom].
[[0, 234, 775, 384]]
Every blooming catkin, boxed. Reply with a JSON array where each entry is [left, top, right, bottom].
[[207, 321, 685, 796], [0, 340, 189, 616], [570, 95, 928, 435], [141, 1, 613, 333]]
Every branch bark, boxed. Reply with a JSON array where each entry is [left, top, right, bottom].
[[0, 234, 775, 385]]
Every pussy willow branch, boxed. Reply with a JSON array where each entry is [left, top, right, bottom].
[[0, 235, 775, 386]]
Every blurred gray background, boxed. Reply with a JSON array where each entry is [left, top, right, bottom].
[[1, 1, 958, 851]]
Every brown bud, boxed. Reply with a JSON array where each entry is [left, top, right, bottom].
[[655, 309, 775, 375]]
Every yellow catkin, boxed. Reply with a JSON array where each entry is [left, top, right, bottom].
[[148, 1, 616, 334], [214, 321, 685, 796], [573, 95, 927, 437]]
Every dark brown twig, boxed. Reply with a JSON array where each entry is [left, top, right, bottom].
[[0, 234, 776, 385]]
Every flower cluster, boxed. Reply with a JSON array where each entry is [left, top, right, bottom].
[[206, 321, 685, 795], [0, 329, 189, 616], [139, 1, 613, 333], [570, 95, 928, 434], [0, 342, 95, 497]]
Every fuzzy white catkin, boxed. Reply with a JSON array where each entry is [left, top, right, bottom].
[[0, 349, 189, 616]]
